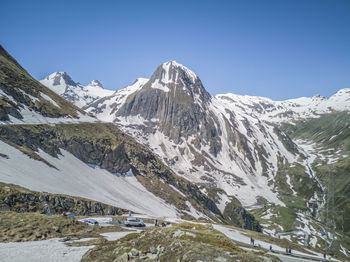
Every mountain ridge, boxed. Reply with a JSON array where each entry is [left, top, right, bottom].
[[40, 71, 115, 107]]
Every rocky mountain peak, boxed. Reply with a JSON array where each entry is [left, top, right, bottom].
[[140, 61, 212, 105], [312, 94, 326, 101], [45, 72, 77, 87], [160, 60, 198, 84], [147, 60, 199, 88], [115, 61, 219, 145], [88, 80, 104, 88]]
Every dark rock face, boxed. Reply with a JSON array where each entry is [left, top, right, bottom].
[[116, 62, 222, 154], [65, 138, 131, 174], [52, 72, 77, 87], [0, 190, 124, 216], [223, 201, 262, 232]]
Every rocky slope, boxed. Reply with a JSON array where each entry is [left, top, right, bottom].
[[40, 72, 115, 107], [0, 182, 126, 216], [0, 45, 92, 124], [81, 223, 280, 262]]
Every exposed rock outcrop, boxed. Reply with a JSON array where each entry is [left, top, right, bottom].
[[0, 183, 125, 216]]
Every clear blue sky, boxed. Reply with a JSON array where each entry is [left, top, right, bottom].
[[1, 0, 349, 100]]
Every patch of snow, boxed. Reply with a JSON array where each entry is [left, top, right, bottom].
[[151, 79, 170, 92], [100, 231, 136, 241], [40, 92, 60, 108], [168, 184, 186, 198], [340, 245, 349, 257], [184, 201, 207, 220], [0, 238, 93, 262]]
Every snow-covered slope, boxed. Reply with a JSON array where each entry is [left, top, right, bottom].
[[40, 72, 115, 107], [216, 88, 350, 124], [84, 78, 149, 122], [0, 140, 177, 218]]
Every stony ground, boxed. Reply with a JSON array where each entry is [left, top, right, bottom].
[[80, 223, 281, 262]]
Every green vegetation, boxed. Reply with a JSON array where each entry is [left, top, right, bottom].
[[281, 112, 350, 236], [250, 205, 296, 232], [0, 211, 126, 242], [281, 112, 350, 155], [312, 157, 350, 234], [279, 112, 350, 258], [275, 157, 321, 211]]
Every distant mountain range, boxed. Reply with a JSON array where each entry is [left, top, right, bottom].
[[40, 72, 115, 107]]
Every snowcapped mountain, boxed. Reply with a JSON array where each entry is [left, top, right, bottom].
[[83, 61, 309, 209], [216, 88, 350, 124], [40, 72, 115, 107]]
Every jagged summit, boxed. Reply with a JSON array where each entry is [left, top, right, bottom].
[[87, 80, 104, 88], [45, 72, 77, 87], [40, 72, 114, 107], [148, 61, 199, 90], [162, 60, 198, 83], [136, 60, 212, 107]]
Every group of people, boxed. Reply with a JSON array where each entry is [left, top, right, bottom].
[[285, 248, 292, 254], [154, 219, 166, 227], [250, 237, 295, 255], [250, 237, 261, 249]]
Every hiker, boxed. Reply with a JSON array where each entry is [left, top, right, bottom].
[[250, 237, 254, 245], [323, 253, 326, 261], [269, 245, 273, 252], [289, 248, 292, 254], [154, 219, 158, 227]]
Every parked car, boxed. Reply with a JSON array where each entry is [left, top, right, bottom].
[[82, 218, 99, 226], [124, 217, 145, 227]]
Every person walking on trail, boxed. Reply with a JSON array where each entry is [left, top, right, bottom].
[[269, 245, 273, 252], [129, 210, 132, 216], [154, 219, 158, 227], [289, 248, 292, 254], [250, 237, 255, 246]]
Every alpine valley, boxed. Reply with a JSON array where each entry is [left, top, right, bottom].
[[1, 45, 349, 260]]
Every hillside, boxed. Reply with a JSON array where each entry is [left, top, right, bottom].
[[0, 45, 92, 124]]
